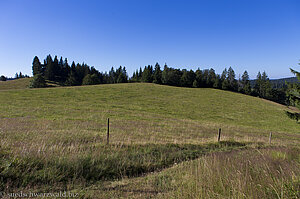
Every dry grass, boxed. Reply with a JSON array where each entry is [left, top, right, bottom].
[[0, 83, 299, 197], [90, 147, 300, 199]]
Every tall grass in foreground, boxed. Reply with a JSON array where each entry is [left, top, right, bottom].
[[160, 147, 300, 199], [0, 142, 245, 192]]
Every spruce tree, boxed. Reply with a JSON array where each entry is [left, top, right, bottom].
[[32, 56, 42, 76], [286, 68, 300, 122], [30, 74, 46, 88], [221, 68, 229, 90], [65, 70, 79, 86], [193, 69, 203, 88], [180, 69, 195, 87], [142, 66, 152, 83], [153, 63, 162, 84], [207, 68, 216, 87], [261, 71, 272, 99], [108, 67, 116, 83], [227, 67, 238, 91], [241, 70, 251, 94], [45, 55, 54, 81], [213, 74, 221, 88], [254, 71, 262, 96], [82, 74, 93, 85]]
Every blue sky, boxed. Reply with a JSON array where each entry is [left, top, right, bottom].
[[0, 0, 299, 79]]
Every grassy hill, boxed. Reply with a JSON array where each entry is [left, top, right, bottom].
[[0, 78, 31, 90], [0, 83, 299, 198]]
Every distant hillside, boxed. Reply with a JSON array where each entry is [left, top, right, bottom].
[[0, 78, 31, 90], [250, 77, 298, 89]]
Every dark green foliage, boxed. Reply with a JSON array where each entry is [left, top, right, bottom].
[[32, 56, 42, 76], [29, 74, 46, 88], [221, 68, 229, 90], [29, 55, 289, 106], [142, 65, 153, 83], [207, 68, 216, 87], [162, 65, 182, 86], [240, 70, 251, 94], [82, 74, 94, 85], [213, 74, 221, 89], [227, 67, 238, 91], [108, 67, 116, 84], [286, 68, 300, 122], [0, 75, 7, 81], [193, 69, 203, 88], [116, 66, 128, 83], [180, 69, 195, 87], [254, 71, 272, 99], [65, 70, 79, 86], [44, 55, 55, 81], [153, 63, 162, 84]]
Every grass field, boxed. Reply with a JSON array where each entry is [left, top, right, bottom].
[[0, 78, 31, 90], [0, 81, 299, 198]]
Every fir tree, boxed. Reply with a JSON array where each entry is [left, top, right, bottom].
[[241, 70, 251, 94], [286, 68, 300, 122], [45, 55, 54, 81], [30, 74, 46, 88], [227, 67, 238, 91], [142, 65, 153, 83], [153, 63, 162, 84], [32, 56, 42, 76]]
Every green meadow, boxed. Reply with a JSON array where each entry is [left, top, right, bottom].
[[0, 82, 299, 198]]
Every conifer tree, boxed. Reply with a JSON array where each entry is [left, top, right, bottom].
[[142, 65, 153, 83], [153, 63, 162, 84], [286, 68, 300, 122], [45, 55, 54, 81], [82, 74, 93, 85], [241, 70, 251, 94], [193, 69, 203, 88], [180, 69, 195, 87], [207, 68, 216, 87], [213, 74, 221, 88], [227, 67, 238, 91], [32, 56, 42, 76], [221, 68, 229, 90], [254, 71, 262, 96], [30, 74, 46, 88], [108, 67, 116, 84]]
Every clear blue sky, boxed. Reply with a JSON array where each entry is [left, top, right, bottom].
[[1, 0, 299, 79]]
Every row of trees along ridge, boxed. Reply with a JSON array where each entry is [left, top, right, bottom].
[[30, 55, 297, 114]]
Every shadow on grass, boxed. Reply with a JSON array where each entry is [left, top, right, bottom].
[[0, 141, 246, 191]]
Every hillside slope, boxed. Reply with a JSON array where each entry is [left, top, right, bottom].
[[0, 83, 298, 145], [0, 78, 31, 90], [0, 83, 299, 196]]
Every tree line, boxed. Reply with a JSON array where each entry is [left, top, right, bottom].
[[22, 54, 296, 107], [129, 63, 287, 104], [31, 55, 128, 88], [0, 72, 29, 81]]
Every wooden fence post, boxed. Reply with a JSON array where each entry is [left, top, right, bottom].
[[269, 132, 272, 144], [107, 118, 110, 145], [218, 128, 221, 142]]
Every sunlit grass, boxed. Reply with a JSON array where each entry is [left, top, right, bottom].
[[0, 82, 299, 197]]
